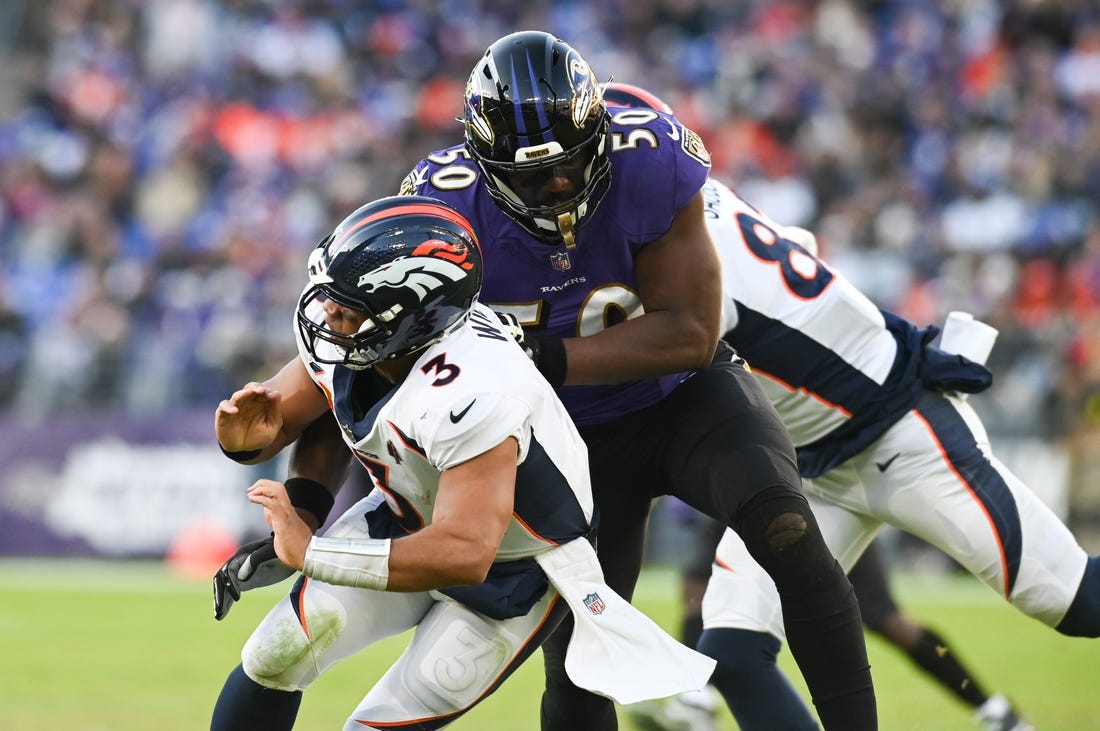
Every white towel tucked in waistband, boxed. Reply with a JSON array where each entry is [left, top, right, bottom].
[[534, 538, 716, 704]]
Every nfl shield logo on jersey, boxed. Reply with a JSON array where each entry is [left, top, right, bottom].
[[583, 592, 606, 615], [550, 251, 572, 271]]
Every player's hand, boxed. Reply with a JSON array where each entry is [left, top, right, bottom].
[[214, 382, 283, 453], [212, 533, 295, 621], [493, 310, 565, 385], [494, 311, 532, 351], [247, 479, 312, 573], [495, 310, 547, 363]]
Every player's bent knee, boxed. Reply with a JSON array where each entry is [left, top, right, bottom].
[[241, 595, 348, 691], [765, 512, 808, 551], [736, 488, 823, 571]]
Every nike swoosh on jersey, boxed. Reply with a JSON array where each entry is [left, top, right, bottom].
[[449, 399, 477, 423], [875, 453, 900, 473]]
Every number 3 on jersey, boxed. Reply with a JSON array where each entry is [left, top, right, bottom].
[[738, 213, 833, 300]]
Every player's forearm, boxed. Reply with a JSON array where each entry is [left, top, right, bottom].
[[302, 528, 498, 592], [562, 309, 718, 385], [288, 415, 352, 492], [393, 533, 500, 590]]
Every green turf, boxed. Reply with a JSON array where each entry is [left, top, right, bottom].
[[0, 560, 1096, 730]]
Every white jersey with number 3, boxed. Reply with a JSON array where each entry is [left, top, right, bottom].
[[243, 298, 715, 723], [295, 299, 594, 560]]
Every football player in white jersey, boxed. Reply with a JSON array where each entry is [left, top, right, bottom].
[[605, 82, 1094, 731], [701, 172, 1098, 626], [208, 195, 714, 730]]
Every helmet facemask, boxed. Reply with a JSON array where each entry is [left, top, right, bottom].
[[476, 117, 611, 248], [297, 283, 409, 371]]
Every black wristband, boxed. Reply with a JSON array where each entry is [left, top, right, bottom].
[[532, 337, 567, 387], [284, 477, 335, 526], [219, 443, 262, 463]]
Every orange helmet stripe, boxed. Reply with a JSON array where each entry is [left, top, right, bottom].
[[333, 202, 479, 250]]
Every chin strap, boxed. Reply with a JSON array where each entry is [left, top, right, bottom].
[[557, 212, 577, 249]]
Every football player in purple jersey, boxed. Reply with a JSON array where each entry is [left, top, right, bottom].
[[212, 31, 879, 731], [395, 31, 877, 731]]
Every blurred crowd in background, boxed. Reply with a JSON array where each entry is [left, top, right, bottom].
[[1, 0, 1099, 536]]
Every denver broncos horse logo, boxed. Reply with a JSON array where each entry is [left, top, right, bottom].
[[357, 240, 472, 303]]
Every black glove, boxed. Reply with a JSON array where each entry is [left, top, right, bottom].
[[494, 310, 567, 386], [213, 534, 295, 620]]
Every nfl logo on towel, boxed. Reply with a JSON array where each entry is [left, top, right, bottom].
[[583, 592, 605, 615]]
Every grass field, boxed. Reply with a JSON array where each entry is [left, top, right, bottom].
[[1, 559, 1097, 731]]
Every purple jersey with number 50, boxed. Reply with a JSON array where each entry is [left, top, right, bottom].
[[400, 107, 712, 425]]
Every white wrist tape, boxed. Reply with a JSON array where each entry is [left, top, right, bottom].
[[303, 536, 391, 590], [939, 311, 998, 366]]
